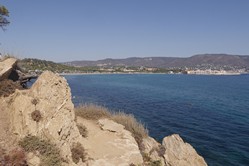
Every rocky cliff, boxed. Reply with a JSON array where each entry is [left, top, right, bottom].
[[0, 58, 207, 166]]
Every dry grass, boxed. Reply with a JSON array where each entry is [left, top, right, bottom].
[[75, 104, 111, 120], [19, 135, 62, 166], [111, 112, 148, 142]]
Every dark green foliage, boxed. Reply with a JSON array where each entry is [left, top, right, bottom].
[[19, 135, 62, 166], [18, 58, 100, 74], [0, 5, 10, 29], [71, 143, 86, 164]]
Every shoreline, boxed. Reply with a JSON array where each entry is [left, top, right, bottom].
[[59, 72, 248, 76], [59, 72, 172, 76]]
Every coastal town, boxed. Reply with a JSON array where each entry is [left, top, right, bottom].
[[15, 57, 248, 75]]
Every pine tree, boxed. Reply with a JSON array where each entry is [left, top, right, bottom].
[[0, 5, 10, 30]]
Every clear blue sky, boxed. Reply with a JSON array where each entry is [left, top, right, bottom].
[[0, 0, 249, 62]]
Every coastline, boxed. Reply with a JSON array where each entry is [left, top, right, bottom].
[[59, 72, 171, 76], [59, 72, 248, 76]]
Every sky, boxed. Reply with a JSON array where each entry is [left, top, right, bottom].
[[0, 0, 249, 62]]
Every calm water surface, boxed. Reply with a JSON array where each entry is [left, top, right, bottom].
[[64, 74, 249, 166]]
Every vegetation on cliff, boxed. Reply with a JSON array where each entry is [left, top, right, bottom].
[[19, 135, 62, 166]]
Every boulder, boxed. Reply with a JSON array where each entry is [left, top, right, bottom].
[[0, 58, 17, 81], [8, 71, 81, 164], [162, 134, 207, 166]]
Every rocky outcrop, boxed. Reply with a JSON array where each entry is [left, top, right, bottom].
[[8, 71, 82, 165], [162, 134, 207, 166], [0, 58, 17, 81], [0, 59, 208, 166], [77, 118, 143, 166]]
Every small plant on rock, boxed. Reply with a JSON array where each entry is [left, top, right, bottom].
[[31, 98, 39, 106], [71, 142, 87, 164], [19, 135, 62, 166], [31, 110, 42, 122], [77, 124, 88, 138]]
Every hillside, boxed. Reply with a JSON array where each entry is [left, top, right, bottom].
[[18, 58, 99, 73], [64, 54, 249, 70], [18, 58, 185, 74]]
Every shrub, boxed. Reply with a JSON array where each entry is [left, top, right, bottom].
[[19, 135, 62, 166], [31, 98, 39, 105], [71, 143, 86, 164], [77, 124, 88, 138], [0, 148, 27, 166], [75, 104, 111, 120], [31, 110, 42, 122]]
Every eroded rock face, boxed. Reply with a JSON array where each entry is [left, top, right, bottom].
[[0, 58, 17, 81], [162, 134, 207, 166], [8, 71, 81, 164]]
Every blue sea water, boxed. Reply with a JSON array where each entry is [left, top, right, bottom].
[[64, 74, 249, 166]]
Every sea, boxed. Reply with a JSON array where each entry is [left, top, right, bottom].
[[63, 74, 249, 166]]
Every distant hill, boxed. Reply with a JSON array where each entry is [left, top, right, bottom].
[[18, 58, 99, 73], [64, 54, 249, 69]]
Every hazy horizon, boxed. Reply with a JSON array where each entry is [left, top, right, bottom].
[[1, 0, 249, 62]]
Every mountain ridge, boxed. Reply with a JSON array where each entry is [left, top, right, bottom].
[[64, 54, 249, 69]]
